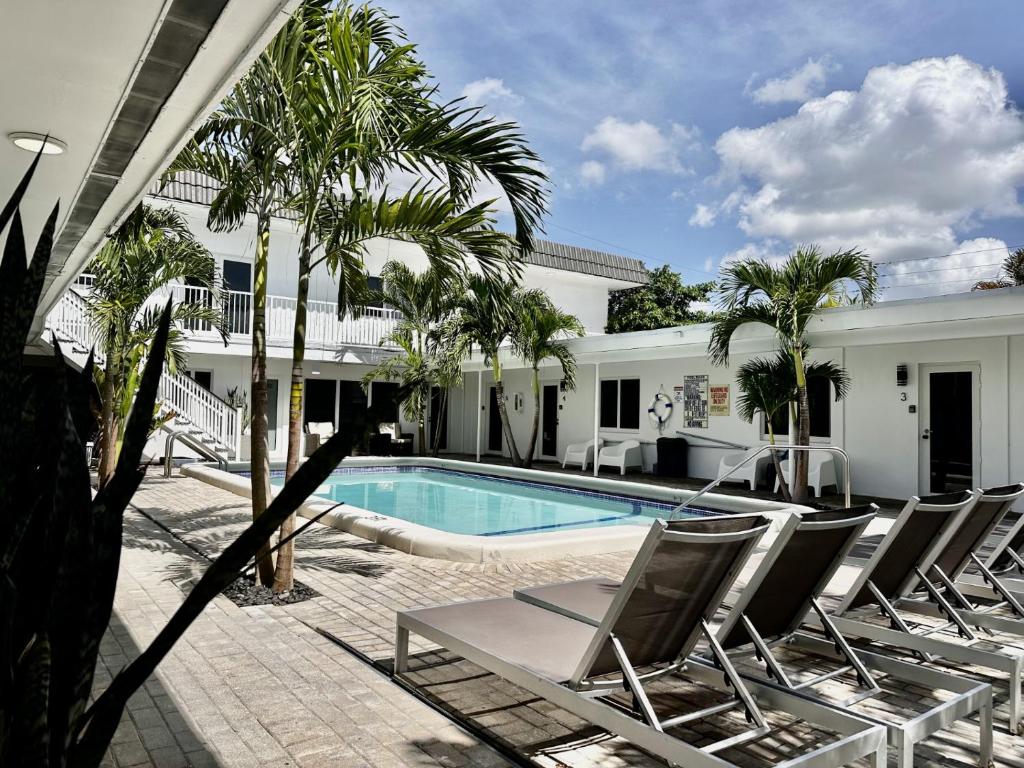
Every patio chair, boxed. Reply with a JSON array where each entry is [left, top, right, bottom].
[[562, 438, 601, 471], [396, 515, 888, 768], [827, 490, 1024, 733], [773, 452, 837, 498], [715, 507, 993, 767], [717, 450, 772, 491], [899, 483, 1024, 628], [303, 421, 335, 456], [515, 507, 994, 766], [379, 422, 413, 456], [596, 439, 642, 475]]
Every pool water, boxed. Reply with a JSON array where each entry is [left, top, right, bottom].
[[269, 467, 691, 536]]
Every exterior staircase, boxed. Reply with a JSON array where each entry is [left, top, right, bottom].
[[45, 289, 241, 462]]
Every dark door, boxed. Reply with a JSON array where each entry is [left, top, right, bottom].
[[304, 378, 337, 430], [926, 370, 973, 493], [338, 380, 369, 437], [541, 385, 558, 457], [429, 386, 448, 452], [488, 387, 502, 452], [222, 260, 252, 335]]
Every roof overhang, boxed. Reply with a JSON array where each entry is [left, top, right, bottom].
[[0, 0, 300, 344]]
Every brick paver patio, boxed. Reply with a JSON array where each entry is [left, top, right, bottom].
[[100, 473, 1023, 768]]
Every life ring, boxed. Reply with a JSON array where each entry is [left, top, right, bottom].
[[648, 391, 673, 429]]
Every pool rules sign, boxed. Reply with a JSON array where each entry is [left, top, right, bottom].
[[679, 375, 709, 429]]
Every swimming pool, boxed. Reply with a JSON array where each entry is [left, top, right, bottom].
[[268, 466, 698, 536]]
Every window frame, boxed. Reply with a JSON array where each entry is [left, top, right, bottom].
[[599, 377, 641, 432], [758, 378, 833, 442]]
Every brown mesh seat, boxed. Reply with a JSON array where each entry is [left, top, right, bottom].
[[844, 491, 972, 611], [928, 484, 1024, 581], [719, 507, 876, 650]]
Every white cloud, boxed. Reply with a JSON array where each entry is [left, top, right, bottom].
[[747, 57, 835, 104], [709, 56, 1024, 264], [460, 77, 521, 105], [581, 117, 699, 174], [720, 240, 791, 268], [689, 203, 716, 228], [579, 160, 606, 186], [703, 256, 714, 273]]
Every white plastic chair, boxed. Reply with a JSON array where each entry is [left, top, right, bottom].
[[562, 438, 601, 471], [774, 453, 838, 498], [717, 451, 772, 491], [597, 439, 643, 475]]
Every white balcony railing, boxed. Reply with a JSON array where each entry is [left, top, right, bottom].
[[168, 286, 401, 349]]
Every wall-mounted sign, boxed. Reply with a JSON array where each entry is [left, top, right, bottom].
[[710, 385, 730, 417], [681, 375, 709, 429]]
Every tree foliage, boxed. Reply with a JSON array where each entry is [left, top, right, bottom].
[[972, 247, 1024, 290], [606, 265, 714, 333]]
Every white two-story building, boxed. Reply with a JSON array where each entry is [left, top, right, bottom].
[[128, 172, 649, 461], [44, 172, 1024, 506]]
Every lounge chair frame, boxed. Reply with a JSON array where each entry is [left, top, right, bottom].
[[396, 517, 888, 768], [826, 492, 1024, 734], [716, 509, 993, 768]]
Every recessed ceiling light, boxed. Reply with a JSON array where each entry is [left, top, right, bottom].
[[8, 132, 67, 155]]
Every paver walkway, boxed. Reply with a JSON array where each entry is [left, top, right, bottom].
[[102, 473, 1024, 768]]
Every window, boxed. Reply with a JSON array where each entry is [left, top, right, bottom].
[[807, 376, 831, 439], [599, 378, 640, 430], [760, 377, 831, 439], [366, 275, 383, 308]]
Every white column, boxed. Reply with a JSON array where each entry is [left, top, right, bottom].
[[593, 362, 600, 477], [475, 370, 483, 462]]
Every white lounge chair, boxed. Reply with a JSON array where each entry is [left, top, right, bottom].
[[596, 439, 642, 475], [562, 438, 601, 471], [717, 450, 772, 491], [773, 452, 837, 497]]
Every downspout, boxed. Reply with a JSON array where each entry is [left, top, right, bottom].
[[593, 362, 600, 477], [475, 369, 482, 462]]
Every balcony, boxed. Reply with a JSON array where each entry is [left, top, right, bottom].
[[168, 286, 402, 349], [70, 277, 401, 351]]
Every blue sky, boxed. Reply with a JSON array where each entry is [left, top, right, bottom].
[[386, 1, 1024, 298]]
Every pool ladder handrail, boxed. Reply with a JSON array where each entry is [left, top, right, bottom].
[[670, 444, 851, 518], [164, 429, 229, 477]]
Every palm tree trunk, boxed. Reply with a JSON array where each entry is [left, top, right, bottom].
[[522, 367, 541, 468], [276, 242, 311, 593], [97, 325, 120, 483], [249, 210, 275, 587], [767, 423, 791, 502], [791, 347, 810, 504], [493, 365, 521, 465]]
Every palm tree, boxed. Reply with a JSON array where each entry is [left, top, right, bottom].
[[86, 204, 225, 486], [280, 2, 548, 485], [362, 261, 459, 454], [443, 275, 529, 464], [166, 2, 325, 587], [709, 245, 875, 502], [973, 247, 1024, 290], [511, 294, 584, 467], [735, 352, 850, 501], [265, 4, 546, 593]]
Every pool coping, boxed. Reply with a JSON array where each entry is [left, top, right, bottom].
[[183, 457, 807, 563]]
